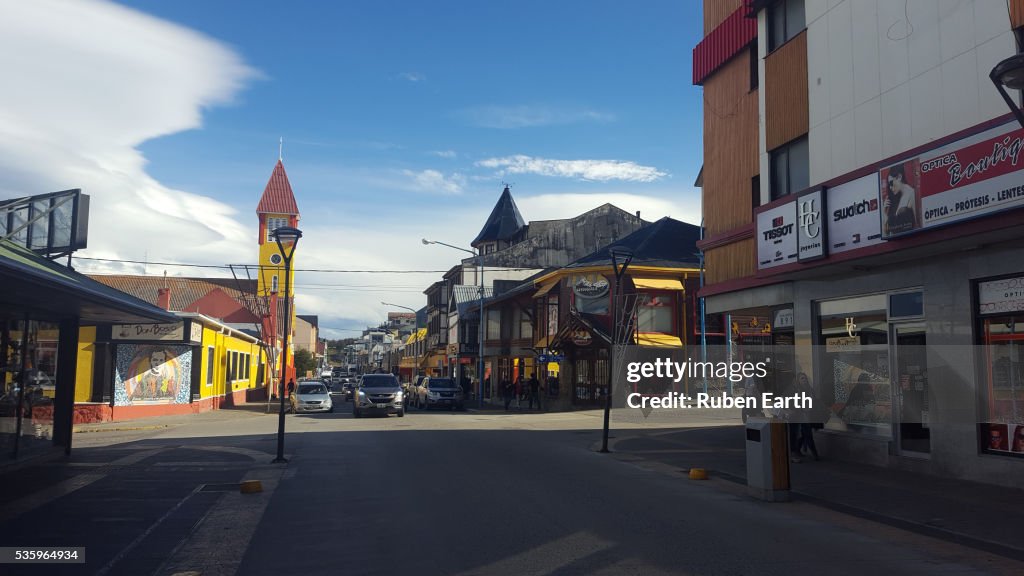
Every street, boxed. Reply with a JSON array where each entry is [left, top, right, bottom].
[[1, 404, 1021, 575]]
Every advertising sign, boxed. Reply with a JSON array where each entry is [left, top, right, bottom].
[[883, 121, 1024, 237], [572, 274, 610, 298], [773, 308, 794, 330], [113, 344, 193, 405], [978, 276, 1024, 315], [756, 202, 797, 269], [829, 174, 885, 254], [797, 189, 826, 261], [189, 321, 203, 343], [113, 322, 184, 341]]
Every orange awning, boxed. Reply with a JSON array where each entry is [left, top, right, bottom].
[[632, 277, 684, 291], [635, 333, 683, 347]]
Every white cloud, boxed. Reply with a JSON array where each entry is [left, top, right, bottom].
[[431, 150, 457, 159], [476, 155, 668, 183], [456, 105, 614, 129], [0, 0, 259, 266], [401, 169, 466, 194], [398, 71, 426, 82]]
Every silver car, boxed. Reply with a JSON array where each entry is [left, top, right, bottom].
[[416, 377, 465, 410], [290, 381, 334, 414]]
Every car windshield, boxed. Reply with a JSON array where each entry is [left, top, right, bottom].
[[428, 379, 455, 389], [298, 384, 327, 394], [361, 375, 398, 389]]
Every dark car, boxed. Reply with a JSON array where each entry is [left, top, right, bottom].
[[353, 374, 405, 418], [415, 377, 465, 411]]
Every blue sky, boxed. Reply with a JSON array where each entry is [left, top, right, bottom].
[[0, 0, 705, 337]]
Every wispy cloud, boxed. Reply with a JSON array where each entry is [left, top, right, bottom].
[[455, 105, 614, 129], [401, 169, 466, 194], [476, 155, 667, 183], [398, 71, 426, 82], [431, 150, 457, 159]]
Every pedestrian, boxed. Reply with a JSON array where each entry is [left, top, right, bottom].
[[502, 378, 514, 411], [794, 372, 820, 461], [514, 375, 523, 409], [286, 378, 295, 397], [528, 373, 542, 411]]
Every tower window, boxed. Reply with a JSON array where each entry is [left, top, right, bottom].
[[266, 217, 288, 242], [272, 276, 279, 293]]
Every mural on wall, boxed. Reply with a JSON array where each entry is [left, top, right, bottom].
[[114, 345, 192, 406]]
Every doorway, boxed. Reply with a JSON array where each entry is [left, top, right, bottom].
[[892, 322, 930, 455]]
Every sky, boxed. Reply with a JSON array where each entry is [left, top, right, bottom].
[[0, 0, 705, 339]]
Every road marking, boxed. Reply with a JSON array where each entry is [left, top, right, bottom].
[[453, 531, 614, 576]]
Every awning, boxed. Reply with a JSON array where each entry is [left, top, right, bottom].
[[635, 333, 684, 347], [632, 277, 684, 291], [533, 279, 558, 298], [534, 336, 549, 349]]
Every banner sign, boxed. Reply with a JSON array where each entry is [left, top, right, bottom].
[[113, 322, 184, 341], [797, 189, 826, 261], [882, 122, 1024, 237], [978, 276, 1024, 315], [829, 174, 885, 254], [756, 202, 797, 269]]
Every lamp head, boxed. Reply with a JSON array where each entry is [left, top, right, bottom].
[[608, 245, 634, 278], [992, 53, 1024, 90], [273, 226, 303, 259], [421, 238, 432, 245]]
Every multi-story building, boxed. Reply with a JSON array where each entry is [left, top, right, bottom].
[[697, 0, 1024, 485]]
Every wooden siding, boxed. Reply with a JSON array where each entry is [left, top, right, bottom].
[[765, 31, 809, 151], [704, 0, 745, 34], [1012, 0, 1024, 28], [705, 239, 755, 285], [703, 53, 759, 237]]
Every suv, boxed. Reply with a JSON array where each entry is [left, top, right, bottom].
[[415, 377, 465, 411], [353, 374, 405, 418]]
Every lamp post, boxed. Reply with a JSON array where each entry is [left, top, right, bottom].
[[601, 245, 633, 453], [272, 225, 302, 464], [991, 53, 1024, 128], [382, 301, 418, 384], [423, 238, 484, 408]]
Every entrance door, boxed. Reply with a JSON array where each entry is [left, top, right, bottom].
[[892, 323, 930, 455]]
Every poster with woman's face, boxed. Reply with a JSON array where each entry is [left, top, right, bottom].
[[879, 159, 922, 238], [114, 344, 192, 405]]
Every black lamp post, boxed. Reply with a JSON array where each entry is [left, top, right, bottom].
[[272, 225, 302, 464], [991, 53, 1024, 128], [601, 245, 633, 453]]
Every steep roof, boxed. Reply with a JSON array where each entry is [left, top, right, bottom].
[[257, 160, 299, 215], [472, 186, 525, 247], [566, 217, 703, 269], [89, 275, 257, 314]]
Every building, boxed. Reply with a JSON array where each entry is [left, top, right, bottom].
[[294, 315, 319, 355], [696, 0, 1024, 486]]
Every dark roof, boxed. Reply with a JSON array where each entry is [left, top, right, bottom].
[[472, 186, 525, 247], [257, 160, 299, 214], [297, 314, 319, 329], [0, 240, 176, 324], [566, 217, 702, 269], [89, 275, 257, 312]]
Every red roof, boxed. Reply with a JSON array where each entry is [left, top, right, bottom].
[[257, 160, 299, 215]]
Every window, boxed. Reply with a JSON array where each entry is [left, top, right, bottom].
[[637, 293, 675, 333], [769, 0, 805, 52], [752, 175, 761, 210], [977, 276, 1024, 457], [484, 243, 496, 254], [547, 295, 559, 339], [486, 309, 501, 340], [206, 347, 215, 386], [266, 217, 288, 242], [519, 310, 533, 340], [770, 136, 809, 201], [272, 276, 279, 293]]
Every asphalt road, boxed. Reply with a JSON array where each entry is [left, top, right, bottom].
[[1, 401, 1020, 575]]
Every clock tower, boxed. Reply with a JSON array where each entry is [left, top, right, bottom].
[[257, 159, 300, 382]]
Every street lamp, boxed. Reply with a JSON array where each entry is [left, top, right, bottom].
[[423, 237, 485, 408], [272, 225, 302, 464], [382, 301, 418, 384], [601, 245, 633, 453], [991, 53, 1024, 128]]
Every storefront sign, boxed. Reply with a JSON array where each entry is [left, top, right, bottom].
[[756, 202, 797, 269], [571, 330, 592, 346], [882, 121, 1024, 238], [572, 274, 609, 298], [773, 308, 794, 330], [113, 322, 184, 341], [825, 336, 860, 352], [829, 174, 885, 254], [189, 321, 203, 343], [797, 189, 826, 261], [978, 276, 1024, 315]]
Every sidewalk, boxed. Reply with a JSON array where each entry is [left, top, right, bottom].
[[613, 426, 1024, 562], [71, 401, 275, 433]]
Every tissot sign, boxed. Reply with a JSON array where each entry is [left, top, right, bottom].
[[756, 203, 797, 269]]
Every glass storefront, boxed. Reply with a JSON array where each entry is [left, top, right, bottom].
[[0, 318, 59, 457], [977, 275, 1024, 457]]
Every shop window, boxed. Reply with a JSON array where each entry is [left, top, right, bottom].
[[637, 292, 675, 334], [889, 292, 923, 319], [576, 294, 609, 316], [770, 136, 809, 201], [979, 310, 1024, 456], [206, 347, 215, 386], [769, 0, 805, 53]]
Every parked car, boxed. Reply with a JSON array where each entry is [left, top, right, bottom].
[[415, 377, 465, 411], [353, 374, 405, 418], [290, 381, 333, 414]]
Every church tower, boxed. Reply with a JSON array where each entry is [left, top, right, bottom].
[[257, 159, 300, 382]]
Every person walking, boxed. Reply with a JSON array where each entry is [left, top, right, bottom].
[[502, 377, 514, 411], [528, 373, 542, 411], [286, 378, 295, 396]]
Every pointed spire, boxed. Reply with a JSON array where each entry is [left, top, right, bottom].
[[256, 159, 299, 215], [471, 185, 525, 248]]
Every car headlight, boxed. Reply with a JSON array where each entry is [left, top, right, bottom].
[[428, 391, 439, 399]]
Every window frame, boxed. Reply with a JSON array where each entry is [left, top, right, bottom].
[[770, 136, 809, 201], [768, 0, 806, 53], [636, 290, 677, 335], [206, 346, 215, 386]]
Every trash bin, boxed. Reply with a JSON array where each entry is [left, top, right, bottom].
[[745, 416, 790, 502]]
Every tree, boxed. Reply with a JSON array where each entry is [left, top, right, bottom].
[[294, 348, 316, 377]]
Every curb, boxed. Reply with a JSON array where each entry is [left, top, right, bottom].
[[73, 424, 170, 434]]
